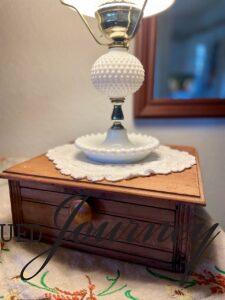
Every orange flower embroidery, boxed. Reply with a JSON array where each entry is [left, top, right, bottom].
[[45, 275, 97, 300]]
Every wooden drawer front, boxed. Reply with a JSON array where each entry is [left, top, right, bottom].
[[44, 234, 174, 271], [21, 188, 175, 225], [37, 226, 173, 262], [20, 181, 177, 210], [22, 200, 174, 260]]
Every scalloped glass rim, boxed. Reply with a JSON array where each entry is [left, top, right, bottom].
[[75, 132, 160, 153], [62, 0, 175, 18]]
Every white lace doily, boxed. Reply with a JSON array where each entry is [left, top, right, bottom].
[[46, 144, 196, 182]]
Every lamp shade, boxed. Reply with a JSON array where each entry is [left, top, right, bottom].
[[62, 0, 175, 18]]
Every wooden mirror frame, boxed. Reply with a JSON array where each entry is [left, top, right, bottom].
[[134, 17, 225, 118]]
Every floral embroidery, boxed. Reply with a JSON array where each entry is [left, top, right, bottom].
[[97, 270, 127, 297], [0, 242, 10, 263], [124, 290, 139, 300], [19, 270, 138, 300], [97, 270, 138, 299], [146, 267, 197, 287], [45, 275, 97, 300], [0, 282, 34, 300], [192, 268, 225, 295], [2, 247, 224, 300], [3, 290, 21, 300], [2, 276, 42, 299], [166, 286, 192, 300], [146, 265, 225, 297], [21, 271, 57, 294]]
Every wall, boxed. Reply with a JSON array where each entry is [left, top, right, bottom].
[[0, 0, 225, 228]]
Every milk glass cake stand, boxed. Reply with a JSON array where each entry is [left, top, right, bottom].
[[60, 0, 175, 164]]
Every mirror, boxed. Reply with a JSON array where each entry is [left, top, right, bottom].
[[154, 0, 225, 100], [134, 0, 225, 117]]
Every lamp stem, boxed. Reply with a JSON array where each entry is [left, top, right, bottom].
[[110, 98, 125, 130]]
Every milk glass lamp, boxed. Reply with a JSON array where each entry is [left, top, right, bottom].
[[60, 0, 175, 164]]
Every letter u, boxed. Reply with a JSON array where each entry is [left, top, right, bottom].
[[0, 224, 13, 242]]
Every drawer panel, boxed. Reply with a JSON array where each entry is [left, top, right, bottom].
[[39, 233, 174, 271], [22, 200, 174, 252], [36, 226, 173, 263], [19, 181, 177, 210], [21, 188, 175, 224]]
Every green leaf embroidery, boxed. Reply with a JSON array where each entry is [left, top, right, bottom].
[[22, 271, 57, 294], [215, 265, 225, 275], [146, 267, 197, 288], [125, 289, 139, 300], [98, 270, 127, 296]]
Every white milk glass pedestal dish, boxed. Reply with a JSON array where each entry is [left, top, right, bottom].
[[75, 131, 160, 164]]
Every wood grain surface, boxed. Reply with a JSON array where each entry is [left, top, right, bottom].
[[0, 145, 205, 205], [2, 146, 202, 273]]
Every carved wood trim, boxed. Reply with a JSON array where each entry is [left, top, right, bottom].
[[173, 204, 193, 272], [9, 180, 23, 226]]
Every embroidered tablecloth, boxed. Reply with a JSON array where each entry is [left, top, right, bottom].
[[1, 158, 225, 300]]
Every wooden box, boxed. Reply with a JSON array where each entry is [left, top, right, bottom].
[[0, 146, 205, 273]]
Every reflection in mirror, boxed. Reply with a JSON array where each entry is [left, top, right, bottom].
[[154, 0, 225, 100]]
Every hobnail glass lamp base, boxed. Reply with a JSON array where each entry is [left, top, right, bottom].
[[75, 129, 160, 164], [76, 38, 158, 164]]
